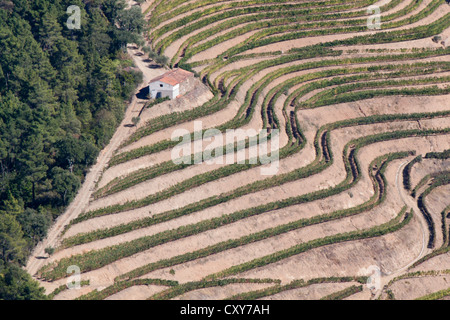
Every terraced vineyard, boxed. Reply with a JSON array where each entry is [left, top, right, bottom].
[[27, 0, 450, 300]]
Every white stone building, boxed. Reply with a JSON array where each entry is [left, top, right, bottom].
[[149, 69, 195, 100]]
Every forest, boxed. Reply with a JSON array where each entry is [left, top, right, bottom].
[[0, 0, 144, 299]]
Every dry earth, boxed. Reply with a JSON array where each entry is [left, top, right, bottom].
[[26, 0, 450, 300]]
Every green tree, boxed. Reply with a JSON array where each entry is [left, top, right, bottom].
[[55, 136, 85, 171], [154, 55, 169, 67], [44, 247, 54, 256], [93, 109, 117, 147], [51, 167, 81, 206], [17, 130, 48, 203], [142, 46, 153, 55], [102, 0, 127, 21], [51, 39, 86, 106], [0, 0, 144, 300], [82, 140, 100, 167], [0, 191, 23, 216], [0, 264, 47, 300], [80, 8, 112, 58], [39, 10, 63, 53], [17, 207, 51, 247], [113, 6, 146, 50], [113, 29, 139, 51], [116, 6, 145, 34], [0, 214, 27, 264], [89, 57, 120, 104], [58, 104, 82, 136]]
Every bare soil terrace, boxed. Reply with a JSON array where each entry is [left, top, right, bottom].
[[29, 0, 450, 300]]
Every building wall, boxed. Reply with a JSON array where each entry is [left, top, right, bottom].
[[179, 74, 196, 96], [149, 81, 179, 100]]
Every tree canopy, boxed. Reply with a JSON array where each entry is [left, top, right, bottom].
[[0, 0, 144, 299]]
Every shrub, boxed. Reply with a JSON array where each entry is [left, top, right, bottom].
[[44, 247, 55, 256]]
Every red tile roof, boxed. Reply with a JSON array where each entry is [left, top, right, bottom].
[[149, 69, 194, 86]]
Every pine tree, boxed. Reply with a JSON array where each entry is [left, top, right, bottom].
[[51, 167, 80, 205], [0, 191, 23, 216], [39, 9, 63, 53], [0, 264, 47, 300], [17, 128, 48, 203], [0, 214, 26, 264]]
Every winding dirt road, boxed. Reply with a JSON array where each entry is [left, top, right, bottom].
[[372, 159, 430, 299]]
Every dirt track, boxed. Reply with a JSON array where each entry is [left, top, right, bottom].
[[30, 0, 450, 300], [25, 46, 161, 277]]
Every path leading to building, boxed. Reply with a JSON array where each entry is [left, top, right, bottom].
[[26, 45, 163, 277]]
